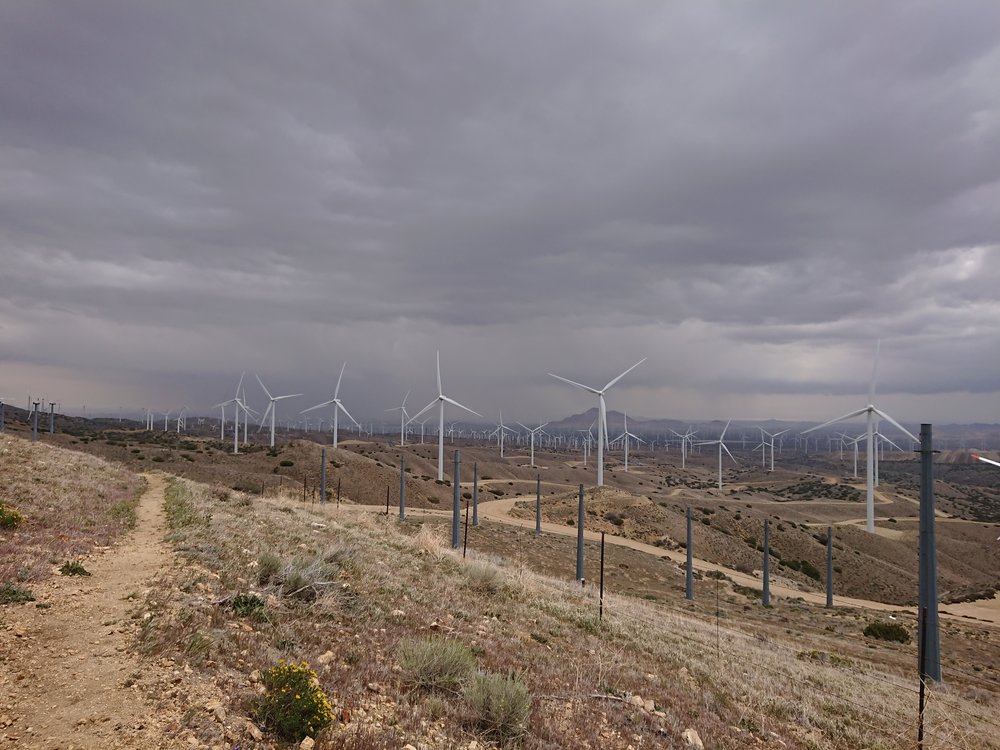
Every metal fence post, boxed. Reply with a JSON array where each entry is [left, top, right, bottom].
[[826, 526, 833, 608], [686, 506, 694, 601], [452, 450, 461, 549], [575, 484, 585, 582], [762, 518, 771, 608]]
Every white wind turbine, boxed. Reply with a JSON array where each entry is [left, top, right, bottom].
[[670, 427, 696, 470], [256, 375, 302, 449], [802, 341, 917, 533], [407, 351, 482, 481], [385, 390, 411, 446], [301, 362, 359, 449], [696, 419, 737, 490], [548, 358, 645, 487], [612, 411, 644, 472], [489, 408, 516, 458], [761, 428, 788, 472], [516, 421, 549, 468]]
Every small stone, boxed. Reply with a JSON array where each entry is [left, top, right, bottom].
[[317, 650, 335, 665], [643, 699, 655, 712], [682, 728, 704, 750], [366, 682, 380, 693], [300, 737, 315, 750], [391, 609, 406, 619], [249, 669, 261, 683], [628, 694, 644, 707], [246, 722, 263, 741]]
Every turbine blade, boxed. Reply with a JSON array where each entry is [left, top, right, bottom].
[[406, 400, 437, 425], [869, 339, 880, 404], [402, 389, 410, 408], [720, 418, 732, 440], [301, 399, 336, 414], [442, 396, 482, 418], [235, 371, 245, 398], [722, 443, 738, 464], [275, 393, 303, 401], [336, 401, 361, 427], [255, 374, 273, 400], [802, 407, 869, 434], [870, 407, 918, 443], [334, 361, 347, 399], [603, 358, 647, 391], [436, 351, 442, 396], [547, 373, 600, 394]]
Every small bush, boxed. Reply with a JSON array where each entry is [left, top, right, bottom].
[[60, 560, 91, 577], [864, 621, 910, 644], [398, 637, 475, 692], [232, 593, 266, 618], [109, 500, 137, 529], [254, 661, 334, 742], [0, 502, 24, 530], [465, 562, 507, 596], [0, 582, 35, 604], [799, 559, 821, 581], [279, 459, 294, 467], [257, 552, 284, 585], [464, 671, 531, 745]]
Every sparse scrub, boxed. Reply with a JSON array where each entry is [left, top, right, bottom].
[[0, 501, 24, 529], [254, 661, 334, 742], [464, 671, 531, 746], [59, 560, 91, 576], [0, 582, 35, 604], [231, 592, 266, 618], [398, 637, 476, 692], [863, 621, 910, 644]]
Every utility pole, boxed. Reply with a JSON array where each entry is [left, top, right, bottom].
[[917, 424, 941, 682]]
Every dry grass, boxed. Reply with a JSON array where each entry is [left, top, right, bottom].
[[133, 474, 1000, 749], [0, 435, 144, 585]]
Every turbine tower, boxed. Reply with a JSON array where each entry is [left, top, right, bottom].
[[385, 390, 410, 446], [803, 341, 917, 533], [301, 362, 359, 449], [256, 375, 302, 449], [489, 408, 516, 458], [407, 352, 482, 481], [548, 359, 645, 487]]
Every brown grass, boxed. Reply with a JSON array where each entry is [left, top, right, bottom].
[[134, 474, 1000, 749], [0, 435, 144, 584]]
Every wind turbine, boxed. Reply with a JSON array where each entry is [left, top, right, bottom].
[[385, 390, 411, 446], [670, 427, 696, 470], [407, 352, 482, 481], [612, 411, 644, 472], [516, 422, 549, 468], [489, 408, 516, 458], [802, 341, 917, 533], [548, 358, 645, 486], [301, 362, 359, 449], [761, 428, 788, 472], [256, 375, 302, 449], [696, 419, 737, 490]]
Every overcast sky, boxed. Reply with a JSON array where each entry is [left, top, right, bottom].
[[1, 1, 998, 428]]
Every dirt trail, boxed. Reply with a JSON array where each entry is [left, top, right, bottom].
[[0, 473, 183, 749]]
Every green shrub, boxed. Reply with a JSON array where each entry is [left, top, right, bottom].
[[398, 637, 475, 692], [464, 671, 531, 745], [257, 552, 284, 585], [254, 661, 334, 742], [232, 593, 266, 618], [0, 582, 35, 604], [863, 621, 910, 644], [60, 560, 91, 577], [799, 559, 821, 581], [0, 501, 24, 530]]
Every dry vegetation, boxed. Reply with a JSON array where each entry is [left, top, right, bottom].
[[0, 435, 144, 587], [132, 475, 999, 749]]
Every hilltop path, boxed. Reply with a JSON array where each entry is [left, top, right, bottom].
[[0, 474, 184, 748]]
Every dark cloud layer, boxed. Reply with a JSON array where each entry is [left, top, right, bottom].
[[1, 1, 998, 425]]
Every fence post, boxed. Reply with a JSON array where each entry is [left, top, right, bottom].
[[463, 498, 470, 558], [535, 474, 541, 536], [302, 473, 307, 503], [320, 448, 327, 504], [575, 484, 585, 582], [472, 462, 479, 527], [599, 532, 606, 621], [686, 506, 694, 601], [917, 424, 941, 682], [399, 454, 406, 520], [452, 450, 461, 549], [336, 477, 341, 509], [762, 518, 771, 607], [826, 526, 833, 608]]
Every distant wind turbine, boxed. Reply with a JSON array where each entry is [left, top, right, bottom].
[[802, 341, 917, 533], [407, 352, 482, 481], [696, 419, 737, 490], [516, 421, 549, 468], [612, 411, 644, 472], [301, 362, 359, 449], [256, 375, 302, 449], [385, 390, 411, 446], [548, 358, 645, 487], [489, 408, 516, 458]]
